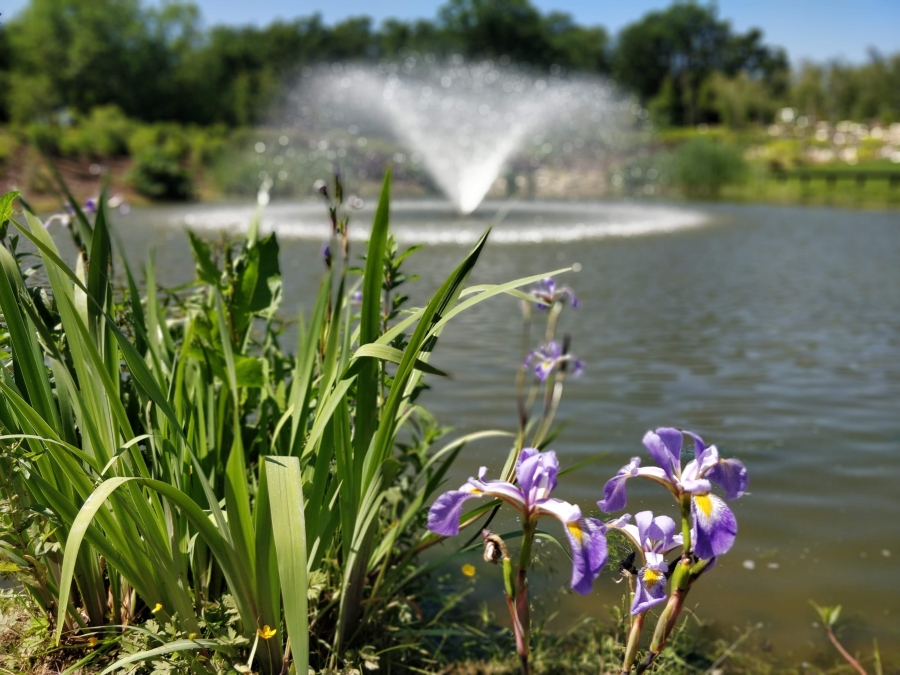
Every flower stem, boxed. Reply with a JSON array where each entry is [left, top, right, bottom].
[[825, 626, 867, 675], [621, 611, 645, 674], [679, 496, 692, 560], [512, 519, 537, 675], [636, 587, 689, 675]]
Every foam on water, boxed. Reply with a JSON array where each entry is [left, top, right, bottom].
[[175, 200, 708, 244]]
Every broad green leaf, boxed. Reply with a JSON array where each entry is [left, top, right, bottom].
[[0, 190, 19, 236], [264, 456, 309, 674], [186, 230, 221, 287]]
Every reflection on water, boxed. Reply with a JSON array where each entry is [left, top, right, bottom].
[[109, 199, 900, 657]]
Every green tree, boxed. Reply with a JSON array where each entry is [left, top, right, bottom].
[[7, 0, 178, 122], [612, 3, 786, 126], [437, 0, 608, 71]]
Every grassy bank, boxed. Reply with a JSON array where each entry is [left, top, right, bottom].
[[0, 588, 888, 674]]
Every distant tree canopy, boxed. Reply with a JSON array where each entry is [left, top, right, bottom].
[[0, 0, 897, 127], [611, 3, 789, 126]]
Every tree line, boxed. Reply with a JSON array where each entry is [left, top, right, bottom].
[[0, 0, 898, 128]]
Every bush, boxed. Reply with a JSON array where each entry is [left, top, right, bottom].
[[24, 122, 61, 155], [128, 147, 194, 200], [673, 137, 747, 197], [58, 105, 134, 157], [127, 122, 191, 159], [0, 130, 17, 166]]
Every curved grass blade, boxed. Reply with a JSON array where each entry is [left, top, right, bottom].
[[99, 639, 231, 675]]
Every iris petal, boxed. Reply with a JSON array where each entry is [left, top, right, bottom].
[[598, 457, 639, 512], [564, 517, 608, 595], [707, 458, 749, 500], [643, 428, 682, 479], [517, 448, 559, 503], [427, 489, 481, 536], [631, 563, 668, 615], [691, 493, 737, 559]]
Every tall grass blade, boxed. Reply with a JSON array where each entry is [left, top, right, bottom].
[[264, 456, 309, 674], [355, 170, 391, 463]]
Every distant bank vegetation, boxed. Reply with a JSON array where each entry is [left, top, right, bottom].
[[0, 0, 898, 208], [1, 0, 898, 129]]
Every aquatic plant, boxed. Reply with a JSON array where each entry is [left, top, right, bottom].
[[424, 259, 750, 675], [600, 429, 749, 673], [0, 172, 573, 673], [428, 448, 607, 671]]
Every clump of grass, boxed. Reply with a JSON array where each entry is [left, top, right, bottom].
[[673, 137, 747, 197], [0, 171, 572, 673]]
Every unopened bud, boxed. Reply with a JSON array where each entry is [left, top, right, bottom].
[[482, 529, 509, 564]]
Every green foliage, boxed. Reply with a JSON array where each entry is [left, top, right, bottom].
[[613, 3, 788, 127], [2, 0, 900, 129], [810, 600, 842, 628], [790, 55, 900, 123], [437, 0, 609, 71], [673, 137, 747, 197], [0, 174, 568, 673], [708, 72, 779, 128], [126, 124, 195, 199], [58, 106, 134, 158]]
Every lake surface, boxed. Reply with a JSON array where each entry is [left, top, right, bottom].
[[106, 198, 900, 659]]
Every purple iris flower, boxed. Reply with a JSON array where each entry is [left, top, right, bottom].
[[598, 429, 748, 560], [428, 448, 608, 595], [84, 198, 97, 214], [608, 512, 683, 614], [525, 340, 584, 382], [530, 277, 578, 310]]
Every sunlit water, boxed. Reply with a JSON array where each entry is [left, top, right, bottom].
[[88, 200, 900, 658]]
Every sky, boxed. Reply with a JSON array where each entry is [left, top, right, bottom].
[[3, 0, 899, 65]]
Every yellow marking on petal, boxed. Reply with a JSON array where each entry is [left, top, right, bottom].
[[464, 486, 483, 495], [151, 603, 162, 613], [694, 494, 713, 518], [643, 568, 662, 587], [567, 521, 583, 545], [461, 563, 477, 577], [257, 625, 277, 640]]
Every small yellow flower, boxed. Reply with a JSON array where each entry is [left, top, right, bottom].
[[257, 625, 277, 640], [461, 563, 477, 577], [87, 637, 98, 647], [151, 603, 162, 613], [188, 632, 198, 640]]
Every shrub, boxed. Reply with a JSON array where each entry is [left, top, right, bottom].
[[58, 105, 134, 157], [0, 130, 17, 166], [128, 147, 194, 200], [127, 122, 191, 159], [24, 122, 61, 155], [673, 137, 747, 197]]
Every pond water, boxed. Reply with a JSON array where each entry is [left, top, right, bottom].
[[103, 198, 900, 659]]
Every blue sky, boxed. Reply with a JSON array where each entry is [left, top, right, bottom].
[[3, 0, 899, 64]]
